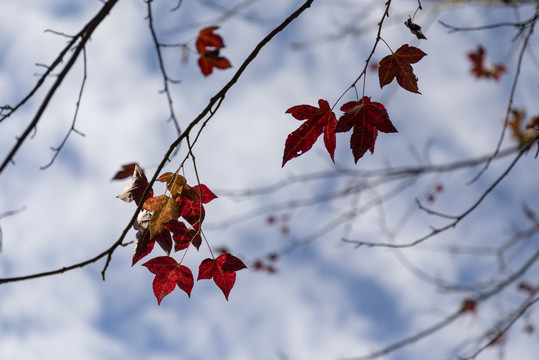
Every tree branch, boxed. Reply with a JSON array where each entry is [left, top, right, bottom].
[[343, 148, 526, 249], [0, 0, 119, 175], [0, 0, 316, 285]]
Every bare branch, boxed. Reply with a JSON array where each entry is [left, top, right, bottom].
[[0, 0, 120, 175], [469, 3, 539, 182], [41, 48, 88, 170], [344, 248, 539, 360], [145, 0, 182, 137], [343, 149, 525, 249]]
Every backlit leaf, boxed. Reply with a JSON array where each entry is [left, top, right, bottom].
[[197, 258, 217, 280], [178, 195, 205, 228], [143, 195, 180, 238], [143, 256, 194, 304], [219, 253, 247, 272], [335, 97, 397, 163], [379, 44, 426, 94], [192, 184, 217, 204], [197, 253, 247, 300], [157, 172, 187, 197], [164, 219, 202, 251], [282, 99, 337, 166]]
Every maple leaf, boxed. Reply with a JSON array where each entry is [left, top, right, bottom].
[[196, 26, 225, 54], [335, 97, 397, 163], [282, 99, 338, 167], [196, 26, 231, 76], [157, 172, 187, 197], [197, 253, 247, 300], [153, 230, 173, 255], [116, 165, 153, 205], [143, 256, 194, 304], [192, 184, 217, 204], [177, 195, 205, 228], [164, 219, 202, 251], [198, 51, 232, 77], [468, 45, 506, 81], [379, 44, 426, 94], [143, 195, 180, 238], [132, 211, 174, 263], [112, 162, 139, 180]]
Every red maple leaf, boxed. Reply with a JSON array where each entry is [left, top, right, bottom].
[[196, 26, 225, 54], [468, 45, 506, 81], [164, 219, 202, 251], [198, 51, 232, 77], [192, 184, 217, 204], [378, 44, 426, 94], [143, 256, 194, 305], [196, 26, 231, 76], [197, 253, 247, 300], [335, 97, 397, 163], [111, 162, 139, 180], [177, 195, 205, 228], [116, 165, 153, 205], [282, 99, 338, 166], [152, 230, 173, 256]]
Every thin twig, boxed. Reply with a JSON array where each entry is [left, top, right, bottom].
[[468, 3, 539, 183], [146, 0, 182, 137], [41, 48, 88, 170], [343, 149, 526, 249], [0, 0, 120, 175], [344, 248, 539, 360]]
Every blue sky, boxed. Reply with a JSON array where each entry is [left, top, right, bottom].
[[1, 1, 538, 359]]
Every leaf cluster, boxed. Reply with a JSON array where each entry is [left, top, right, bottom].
[[282, 43, 426, 166], [115, 165, 245, 303]]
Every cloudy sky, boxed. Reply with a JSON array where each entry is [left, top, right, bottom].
[[1, 0, 538, 359]]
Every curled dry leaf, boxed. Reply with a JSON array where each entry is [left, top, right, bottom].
[[116, 165, 153, 205], [404, 17, 427, 40]]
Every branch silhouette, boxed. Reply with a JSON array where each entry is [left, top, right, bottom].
[[0, 0, 315, 285]]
